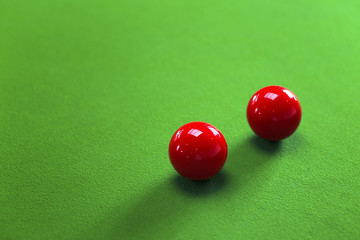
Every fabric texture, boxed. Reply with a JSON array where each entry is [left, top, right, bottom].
[[1, 0, 359, 239]]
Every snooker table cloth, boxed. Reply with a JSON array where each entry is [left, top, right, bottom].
[[1, 0, 360, 239]]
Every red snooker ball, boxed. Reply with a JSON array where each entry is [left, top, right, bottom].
[[169, 122, 228, 181], [247, 86, 302, 141]]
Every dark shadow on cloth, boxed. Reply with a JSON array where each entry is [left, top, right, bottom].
[[172, 170, 229, 197], [285, 132, 306, 153], [117, 172, 229, 239], [118, 178, 184, 240], [116, 133, 305, 239], [250, 135, 282, 154], [225, 135, 280, 190]]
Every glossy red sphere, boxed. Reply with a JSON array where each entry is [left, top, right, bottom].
[[169, 122, 228, 181], [247, 86, 302, 141]]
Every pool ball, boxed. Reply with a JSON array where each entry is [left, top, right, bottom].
[[169, 122, 228, 181], [247, 86, 302, 141]]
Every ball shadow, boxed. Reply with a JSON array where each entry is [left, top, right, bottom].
[[117, 172, 229, 239], [116, 133, 306, 239], [250, 135, 282, 154], [117, 179, 183, 240], [224, 134, 283, 191], [285, 132, 306, 153], [172, 171, 229, 197]]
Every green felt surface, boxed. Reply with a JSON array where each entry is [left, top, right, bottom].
[[1, 0, 360, 239]]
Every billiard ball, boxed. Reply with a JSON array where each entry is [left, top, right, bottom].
[[247, 86, 302, 141], [169, 122, 228, 181]]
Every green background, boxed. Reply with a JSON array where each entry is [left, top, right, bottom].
[[1, 0, 360, 239]]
